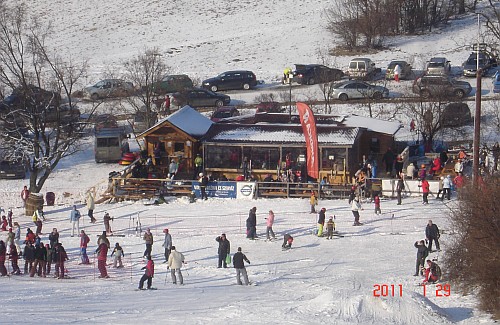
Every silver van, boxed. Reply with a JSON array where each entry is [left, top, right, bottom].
[[94, 127, 128, 163]]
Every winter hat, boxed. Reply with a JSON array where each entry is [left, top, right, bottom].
[[440, 176, 444, 180], [221, 233, 226, 237], [163, 228, 169, 233], [321, 208, 326, 211], [199, 173, 204, 177], [237, 247, 242, 252]]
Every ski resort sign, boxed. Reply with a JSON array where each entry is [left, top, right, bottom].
[[192, 181, 255, 200]]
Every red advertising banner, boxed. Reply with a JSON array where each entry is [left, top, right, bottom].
[[296, 102, 319, 179]]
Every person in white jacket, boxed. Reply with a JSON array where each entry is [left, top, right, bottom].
[[167, 246, 185, 285], [13, 222, 21, 254], [442, 175, 452, 201], [351, 197, 363, 226]]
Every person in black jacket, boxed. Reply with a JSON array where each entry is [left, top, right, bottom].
[[396, 176, 405, 205], [23, 241, 35, 274], [414, 240, 429, 276], [233, 247, 250, 285], [246, 207, 257, 239], [199, 173, 208, 200], [30, 242, 47, 277], [425, 220, 440, 252], [215, 234, 230, 268]]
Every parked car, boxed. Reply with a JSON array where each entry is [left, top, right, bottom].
[[84, 79, 135, 100], [202, 70, 257, 92], [493, 71, 500, 93], [150, 74, 193, 94], [172, 88, 231, 108], [385, 60, 413, 80], [462, 52, 493, 77], [0, 160, 26, 179], [256, 101, 283, 113], [211, 107, 240, 122], [331, 80, 389, 101], [425, 57, 452, 75], [292, 64, 344, 85], [441, 102, 472, 127], [412, 75, 472, 99], [347, 58, 380, 80]]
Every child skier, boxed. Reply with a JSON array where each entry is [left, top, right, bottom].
[[326, 217, 336, 240], [138, 255, 154, 290], [111, 242, 124, 268], [95, 241, 109, 278], [282, 234, 293, 250]]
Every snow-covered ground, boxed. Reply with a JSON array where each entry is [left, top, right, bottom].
[[0, 0, 498, 323]]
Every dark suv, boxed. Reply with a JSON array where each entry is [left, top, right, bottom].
[[293, 64, 344, 85], [150, 74, 193, 94], [202, 70, 257, 92], [172, 88, 231, 108], [412, 75, 472, 99]]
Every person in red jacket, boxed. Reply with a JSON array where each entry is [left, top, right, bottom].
[[0, 240, 7, 276], [138, 255, 155, 290], [374, 195, 381, 215], [1, 216, 7, 231], [80, 230, 90, 265], [21, 186, 29, 208], [430, 157, 441, 176], [420, 179, 430, 205], [95, 242, 109, 278]]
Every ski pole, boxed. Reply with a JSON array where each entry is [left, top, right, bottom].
[[130, 253, 133, 284]]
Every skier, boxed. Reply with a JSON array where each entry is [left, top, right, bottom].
[[138, 255, 154, 290], [326, 216, 336, 240], [309, 191, 318, 213], [80, 230, 90, 264], [162, 228, 172, 263], [233, 247, 251, 285], [423, 259, 441, 284], [167, 246, 185, 285], [111, 242, 124, 268], [419, 178, 430, 205], [0, 240, 6, 276], [351, 197, 363, 226], [143, 228, 153, 258], [103, 212, 113, 235], [86, 192, 97, 223], [69, 205, 81, 237], [23, 241, 35, 274], [396, 175, 405, 205], [414, 240, 429, 276], [317, 207, 326, 236], [97, 231, 111, 248], [265, 210, 276, 240], [199, 173, 208, 200], [374, 195, 381, 215], [53, 243, 68, 279], [282, 234, 293, 250], [246, 207, 257, 239], [30, 242, 47, 277], [215, 233, 230, 268], [425, 220, 440, 252], [95, 241, 109, 278], [32, 208, 44, 235], [9, 244, 21, 275]]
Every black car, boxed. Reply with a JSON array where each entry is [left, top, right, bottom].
[[172, 88, 231, 108], [0, 160, 26, 179], [292, 64, 344, 85], [202, 70, 257, 92]]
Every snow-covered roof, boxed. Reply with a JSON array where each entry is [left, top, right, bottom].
[[203, 124, 361, 146], [138, 106, 213, 139], [341, 114, 402, 135]]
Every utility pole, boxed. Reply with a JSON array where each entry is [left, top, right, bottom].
[[472, 14, 481, 185]]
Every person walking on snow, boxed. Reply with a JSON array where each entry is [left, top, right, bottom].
[[414, 240, 429, 276], [216, 233, 230, 268], [351, 198, 363, 226], [396, 175, 405, 205], [69, 205, 81, 237], [233, 247, 250, 285], [246, 207, 257, 239], [442, 175, 452, 200], [425, 220, 440, 252], [111, 242, 124, 268], [162, 228, 172, 263], [317, 207, 326, 236], [326, 216, 336, 239], [95, 241, 109, 278], [143, 228, 153, 258], [167, 246, 185, 285], [86, 192, 97, 223], [80, 230, 90, 264], [265, 210, 276, 240], [310, 191, 318, 213], [419, 178, 430, 204], [374, 195, 381, 215], [138, 255, 154, 290]]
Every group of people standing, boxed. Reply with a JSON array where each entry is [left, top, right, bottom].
[[414, 219, 442, 284]]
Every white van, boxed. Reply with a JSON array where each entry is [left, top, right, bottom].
[[347, 58, 379, 80]]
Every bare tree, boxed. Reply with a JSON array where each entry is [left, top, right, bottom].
[[478, 0, 500, 43], [122, 48, 169, 131], [0, 3, 97, 194]]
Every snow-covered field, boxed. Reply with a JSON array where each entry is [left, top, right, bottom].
[[0, 0, 498, 324]]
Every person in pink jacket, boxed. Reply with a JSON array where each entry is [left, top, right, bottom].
[[265, 210, 276, 240]]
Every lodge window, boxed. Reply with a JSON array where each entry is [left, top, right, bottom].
[[321, 148, 347, 171], [206, 146, 240, 168], [242, 147, 280, 170]]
